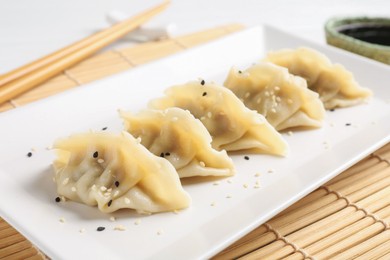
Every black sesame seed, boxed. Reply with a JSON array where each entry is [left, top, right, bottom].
[[200, 79, 205, 85], [165, 152, 170, 156], [345, 123, 351, 126], [102, 127, 108, 131], [27, 152, 32, 157], [202, 92, 207, 96], [108, 200, 112, 207], [55, 197, 61, 203], [330, 109, 335, 112], [114, 181, 120, 187], [97, 226, 105, 232], [244, 156, 250, 160], [93, 151, 99, 158], [238, 70, 242, 74], [160, 152, 165, 157]]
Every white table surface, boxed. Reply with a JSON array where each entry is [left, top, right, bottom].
[[1, 0, 389, 74]]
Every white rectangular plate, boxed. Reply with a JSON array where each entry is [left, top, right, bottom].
[[1, 25, 390, 260]]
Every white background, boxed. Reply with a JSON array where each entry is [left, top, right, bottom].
[[1, 0, 389, 74]]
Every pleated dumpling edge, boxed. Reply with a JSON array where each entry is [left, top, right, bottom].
[[224, 62, 326, 131], [120, 107, 235, 178], [52, 131, 191, 214], [264, 47, 372, 109], [149, 80, 289, 156]]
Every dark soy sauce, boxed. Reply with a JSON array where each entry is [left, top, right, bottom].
[[338, 24, 390, 46]]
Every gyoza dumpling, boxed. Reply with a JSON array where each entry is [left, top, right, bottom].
[[149, 80, 288, 156], [224, 62, 326, 131], [52, 131, 190, 214], [264, 47, 372, 109], [120, 108, 235, 178]]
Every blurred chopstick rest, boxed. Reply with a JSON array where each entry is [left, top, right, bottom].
[[106, 10, 177, 41]]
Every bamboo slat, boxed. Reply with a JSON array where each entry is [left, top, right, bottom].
[[1, 24, 390, 260], [0, 240, 33, 258], [0, 228, 18, 240], [333, 229, 390, 259], [1, 247, 39, 260], [355, 238, 390, 260], [0, 23, 243, 111], [214, 157, 390, 259], [243, 191, 390, 260], [0, 1, 170, 104], [325, 156, 381, 185]]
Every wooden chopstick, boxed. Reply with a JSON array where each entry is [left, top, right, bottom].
[[0, 1, 169, 105]]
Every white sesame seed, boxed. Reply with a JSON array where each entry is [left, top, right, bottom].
[[157, 229, 163, 235], [207, 112, 212, 118], [173, 209, 180, 214], [124, 198, 130, 204], [226, 195, 232, 199], [274, 86, 280, 91], [324, 142, 331, 150], [59, 217, 66, 223], [200, 161, 206, 167], [107, 188, 112, 192], [136, 137, 142, 144], [254, 185, 261, 189], [243, 184, 248, 188], [113, 190, 119, 197], [256, 97, 262, 104], [110, 216, 116, 222], [71, 187, 77, 192], [97, 158, 105, 163], [104, 192, 111, 197], [60, 196, 66, 202], [271, 108, 276, 113], [255, 173, 261, 177], [114, 225, 126, 231], [91, 184, 97, 191], [213, 181, 220, 186], [100, 186, 107, 192], [276, 96, 281, 102], [265, 91, 270, 97], [245, 92, 250, 98], [200, 116, 206, 121], [287, 131, 293, 136], [79, 228, 86, 233], [134, 219, 141, 225], [62, 178, 69, 185], [267, 168, 275, 173], [227, 179, 233, 184], [210, 202, 216, 206]]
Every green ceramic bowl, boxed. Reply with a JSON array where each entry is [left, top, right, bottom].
[[325, 17, 390, 65]]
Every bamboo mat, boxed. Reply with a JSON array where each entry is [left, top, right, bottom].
[[1, 24, 389, 260]]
